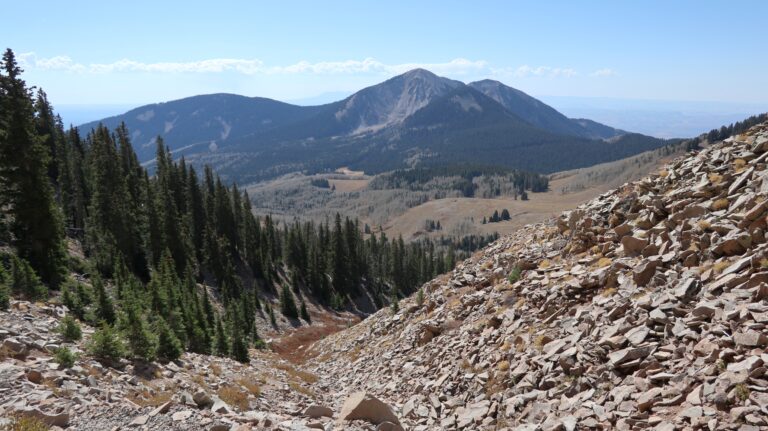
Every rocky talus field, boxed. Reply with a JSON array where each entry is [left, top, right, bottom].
[[3, 122, 768, 430]]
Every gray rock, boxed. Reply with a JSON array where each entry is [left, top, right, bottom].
[[304, 404, 333, 419]]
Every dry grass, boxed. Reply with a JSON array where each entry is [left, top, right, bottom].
[[709, 173, 724, 184], [658, 169, 669, 178], [41, 377, 71, 398], [346, 345, 362, 361], [236, 377, 261, 397], [289, 381, 316, 398], [735, 383, 750, 402], [697, 220, 712, 231], [125, 388, 173, 407], [84, 364, 102, 377], [533, 335, 549, 351], [485, 371, 505, 396], [712, 260, 731, 274], [1, 414, 50, 431], [447, 297, 462, 309], [711, 198, 729, 211], [733, 159, 747, 173], [217, 385, 249, 411], [497, 360, 510, 371], [209, 363, 222, 377], [538, 259, 551, 269], [596, 257, 612, 268], [327, 178, 370, 192], [274, 363, 319, 384], [190, 373, 207, 389]]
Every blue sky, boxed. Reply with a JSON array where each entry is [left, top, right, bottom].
[[3, 0, 767, 109]]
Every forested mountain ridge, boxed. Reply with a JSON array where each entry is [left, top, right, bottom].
[[80, 69, 668, 183], [468, 78, 626, 139], [0, 49, 496, 368], [78, 93, 327, 162]]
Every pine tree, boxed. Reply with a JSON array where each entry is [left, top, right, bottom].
[[331, 213, 349, 294], [279, 284, 299, 319], [58, 315, 83, 342], [0, 49, 66, 286], [0, 263, 9, 310], [229, 320, 249, 363], [121, 295, 157, 361], [93, 276, 116, 325], [416, 287, 425, 308], [9, 255, 47, 300], [214, 316, 229, 357], [300, 297, 310, 323], [87, 324, 126, 363], [156, 318, 183, 362], [266, 301, 277, 327]]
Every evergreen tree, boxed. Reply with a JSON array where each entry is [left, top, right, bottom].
[[58, 315, 83, 342], [300, 297, 310, 323], [121, 295, 157, 361], [229, 320, 249, 363], [8, 255, 47, 300], [87, 324, 126, 363], [266, 301, 277, 327], [0, 263, 8, 310], [0, 49, 66, 286], [331, 213, 349, 294], [93, 276, 116, 325], [279, 284, 299, 319], [214, 316, 229, 357], [156, 318, 183, 362]]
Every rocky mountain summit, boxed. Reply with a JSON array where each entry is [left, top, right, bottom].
[[309, 121, 768, 430], [2, 122, 768, 430]]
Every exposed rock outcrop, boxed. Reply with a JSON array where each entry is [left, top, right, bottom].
[[311, 122, 768, 430]]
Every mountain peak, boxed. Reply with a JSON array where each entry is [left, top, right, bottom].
[[400, 68, 439, 79], [334, 68, 463, 134]]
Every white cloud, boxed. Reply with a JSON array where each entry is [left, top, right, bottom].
[[18, 52, 487, 76], [491, 65, 578, 79], [18, 52, 598, 81], [590, 68, 617, 77]]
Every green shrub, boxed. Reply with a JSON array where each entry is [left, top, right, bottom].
[[54, 347, 77, 368], [9, 255, 47, 300], [2, 413, 50, 431], [508, 267, 522, 283], [57, 315, 82, 342], [0, 268, 9, 310], [87, 324, 125, 362], [416, 288, 425, 307]]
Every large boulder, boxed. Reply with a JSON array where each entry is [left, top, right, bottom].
[[304, 404, 333, 419], [2, 338, 28, 357], [193, 389, 213, 407], [621, 236, 648, 257], [338, 392, 400, 426]]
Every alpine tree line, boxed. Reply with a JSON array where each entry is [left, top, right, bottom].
[[0, 49, 461, 364]]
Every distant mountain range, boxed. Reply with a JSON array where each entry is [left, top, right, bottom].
[[80, 69, 672, 183]]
